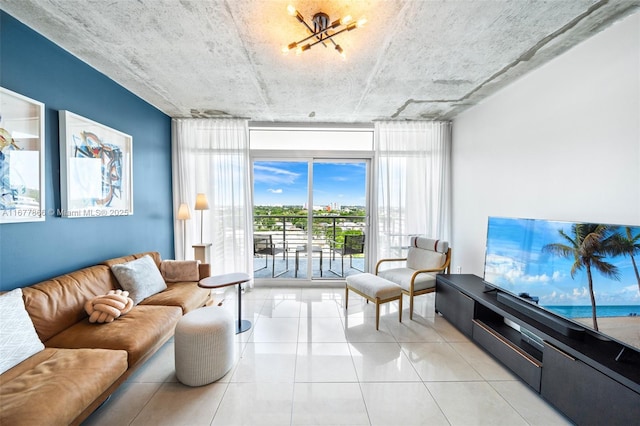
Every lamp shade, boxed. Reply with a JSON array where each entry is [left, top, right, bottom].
[[194, 193, 209, 210], [177, 203, 191, 220]]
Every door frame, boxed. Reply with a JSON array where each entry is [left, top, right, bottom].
[[250, 151, 374, 285]]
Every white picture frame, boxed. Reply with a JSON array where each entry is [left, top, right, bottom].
[[59, 110, 133, 218], [0, 87, 46, 224]]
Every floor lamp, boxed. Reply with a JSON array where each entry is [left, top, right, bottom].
[[177, 203, 191, 260], [194, 193, 209, 244]]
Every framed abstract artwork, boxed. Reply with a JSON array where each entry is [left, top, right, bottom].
[[0, 87, 46, 224], [59, 110, 133, 218]]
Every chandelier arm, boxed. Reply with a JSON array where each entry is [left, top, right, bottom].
[[316, 32, 329, 48], [290, 28, 331, 48], [306, 26, 352, 49], [300, 19, 316, 35]]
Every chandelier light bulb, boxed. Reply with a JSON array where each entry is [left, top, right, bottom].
[[287, 5, 296, 16], [340, 15, 352, 25], [357, 18, 367, 28]]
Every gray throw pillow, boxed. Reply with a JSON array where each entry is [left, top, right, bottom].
[[111, 255, 167, 305]]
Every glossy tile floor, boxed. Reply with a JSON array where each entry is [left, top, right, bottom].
[[83, 287, 572, 426]]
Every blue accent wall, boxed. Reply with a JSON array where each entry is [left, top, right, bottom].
[[0, 12, 174, 290]]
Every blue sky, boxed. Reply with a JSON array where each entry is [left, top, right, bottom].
[[253, 161, 366, 207], [484, 217, 640, 307]]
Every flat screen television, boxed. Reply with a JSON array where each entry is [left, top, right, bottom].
[[483, 216, 640, 353]]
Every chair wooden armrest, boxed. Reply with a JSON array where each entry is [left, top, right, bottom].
[[375, 257, 407, 275], [408, 261, 451, 293], [410, 265, 447, 283]]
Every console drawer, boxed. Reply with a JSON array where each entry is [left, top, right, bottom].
[[435, 279, 475, 337], [541, 343, 640, 425], [472, 319, 542, 391]]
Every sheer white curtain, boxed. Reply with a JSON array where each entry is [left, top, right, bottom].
[[172, 118, 252, 279], [373, 121, 452, 265]]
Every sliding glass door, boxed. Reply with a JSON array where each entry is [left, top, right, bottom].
[[252, 159, 368, 281], [312, 161, 367, 278]]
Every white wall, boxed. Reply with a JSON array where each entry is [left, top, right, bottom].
[[452, 12, 640, 277]]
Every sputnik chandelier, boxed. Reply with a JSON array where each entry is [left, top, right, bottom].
[[282, 4, 366, 59]]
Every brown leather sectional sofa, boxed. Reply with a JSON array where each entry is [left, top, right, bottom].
[[0, 252, 211, 426]]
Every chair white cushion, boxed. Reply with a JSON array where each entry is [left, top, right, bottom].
[[377, 268, 437, 292], [406, 248, 446, 271], [111, 255, 167, 305], [0, 288, 45, 375], [346, 273, 401, 299]]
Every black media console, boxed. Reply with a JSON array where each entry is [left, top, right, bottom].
[[435, 274, 640, 425]]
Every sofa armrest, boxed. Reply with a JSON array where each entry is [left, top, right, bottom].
[[198, 263, 211, 279]]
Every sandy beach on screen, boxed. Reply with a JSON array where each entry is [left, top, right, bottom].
[[574, 316, 640, 349]]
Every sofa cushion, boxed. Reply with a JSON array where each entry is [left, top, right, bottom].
[[160, 260, 200, 282], [22, 264, 118, 343], [0, 288, 45, 375], [0, 347, 127, 426], [44, 304, 182, 367], [140, 281, 211, 313], [110, 255, 167, 305]]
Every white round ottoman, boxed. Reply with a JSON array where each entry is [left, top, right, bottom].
[[174, 306, 234, 386]]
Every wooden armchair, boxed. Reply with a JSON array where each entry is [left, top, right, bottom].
[[375, 236, 451, 320]]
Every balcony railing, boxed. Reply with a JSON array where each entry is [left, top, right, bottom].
[[253, 214, 366, 278]]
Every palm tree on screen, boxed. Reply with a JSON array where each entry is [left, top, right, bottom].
[[615, 227, 640, 294], [542, 223, 620, 331]]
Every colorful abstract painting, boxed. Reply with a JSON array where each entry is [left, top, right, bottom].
[[59, 111, 133, 218]]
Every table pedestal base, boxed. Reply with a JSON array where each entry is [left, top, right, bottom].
[[236, 319, 252, 334]]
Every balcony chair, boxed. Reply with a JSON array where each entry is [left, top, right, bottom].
[[375, 236, 451, 320], [329, 234, 365, 277], [253, 234, 289, 278]]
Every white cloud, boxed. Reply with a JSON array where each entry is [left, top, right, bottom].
[[572, 287, 589, 298], [254, 165, 299, 185], [485, 253, 559, 285], [268, 188, 283, 194]]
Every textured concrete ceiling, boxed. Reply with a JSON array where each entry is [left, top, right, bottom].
[[1, 0, 638, 122]]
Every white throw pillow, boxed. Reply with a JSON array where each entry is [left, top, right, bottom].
[[110, 255, 167, 305], [0, 288, 45, 375]]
